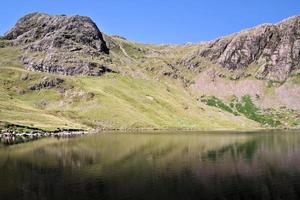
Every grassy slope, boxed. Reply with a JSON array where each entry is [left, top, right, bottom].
[[0, 46, 259, 131], [104, 36, 201, 84]]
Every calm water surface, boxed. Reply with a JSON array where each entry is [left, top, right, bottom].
[[1, 130, 300, 200]]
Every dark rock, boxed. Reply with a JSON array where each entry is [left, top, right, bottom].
[[0, 129, 87, 145], [22, 55, 115, 76], [5, 12, 109, 54], [184, 16, 300, 82], [4, 13, 114, 76], [28, 76, 64, 90]]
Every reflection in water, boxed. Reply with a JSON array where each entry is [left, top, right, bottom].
[[0, 131, 300, 200]]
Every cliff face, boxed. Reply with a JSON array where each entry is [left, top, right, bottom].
[[5, 12, 109, 53], [4, 13, 113, 76], [192, 16, 300, 82], [5, 13, 300, 81]]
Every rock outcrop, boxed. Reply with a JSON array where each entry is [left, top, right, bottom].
[[184, 16, 300, 82], [28, 76, 64, 90], [5, 13, 300, 81], [5, 12, 113, 76]]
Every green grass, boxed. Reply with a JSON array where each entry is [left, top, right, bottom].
[[201, 95, 299, 128], [233, 95, 281, 127], [200, 95, 239, 115], [0, 46, 260, 131], [1, 45, 299, 131], [0, 39, 6, 48], [291, 73, 300, 84], [266, 79, 285, 88]]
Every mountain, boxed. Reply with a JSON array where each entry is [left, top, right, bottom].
[[186, 16, 300, 82], [0, 13, 299, 131], [4, 12, 111, 76]]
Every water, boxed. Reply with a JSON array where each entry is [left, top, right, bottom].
[[0, 130, 300, 200]]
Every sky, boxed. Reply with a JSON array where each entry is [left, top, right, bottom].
[[1, 0, 300, 44]]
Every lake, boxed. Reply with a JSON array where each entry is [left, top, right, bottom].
[[0, 130, 300, 200]]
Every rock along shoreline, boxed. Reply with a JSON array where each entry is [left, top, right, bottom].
[[0, 129, 86, 145]]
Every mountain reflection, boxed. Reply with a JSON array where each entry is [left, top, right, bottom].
[[0, 131, 300, 200]]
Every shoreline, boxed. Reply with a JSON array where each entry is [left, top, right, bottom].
[[1, 126, 299, 145]]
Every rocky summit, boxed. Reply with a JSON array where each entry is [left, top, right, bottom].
[[4, 12, 112, 76], [188, 16, 300, 82], [4, 13, 300, 81], [0, 12, 299, 131]]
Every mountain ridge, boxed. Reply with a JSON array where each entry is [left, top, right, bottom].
[[0, 12, 299, 131], [4, 12, 300, 82]]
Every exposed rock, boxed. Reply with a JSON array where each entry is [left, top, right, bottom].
[[15, 87, 26, 95], [21, 54, 115, 76], [0, 129, 86, 145], [20, 73, 29, 81], [5, 12, 114, 76], [28, 76, 64, 90], [5, 12, 109, 53], [61, 89, 95, 101], [5, 13, 300, 81], [185, 16, 300, 82], [34, 99, 49, 108]]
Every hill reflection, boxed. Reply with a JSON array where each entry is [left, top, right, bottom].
[[0, 131, 300, 200]]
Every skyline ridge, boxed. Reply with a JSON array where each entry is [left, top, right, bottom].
[[3, 12, 300, 45], [1, 0, 300, 44]]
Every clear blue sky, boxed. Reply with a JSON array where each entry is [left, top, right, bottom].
[[1, 0, 300, 44]]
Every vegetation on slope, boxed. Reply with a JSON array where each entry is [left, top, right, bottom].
[[200, 95, 300, 128], [0, 46, 259, 131], [200, 96, 238, 116], [232, 95, 281, 127], [291, 73, 300, 84]]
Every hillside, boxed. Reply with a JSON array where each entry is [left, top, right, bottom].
[[0, 13, 299, 131]]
